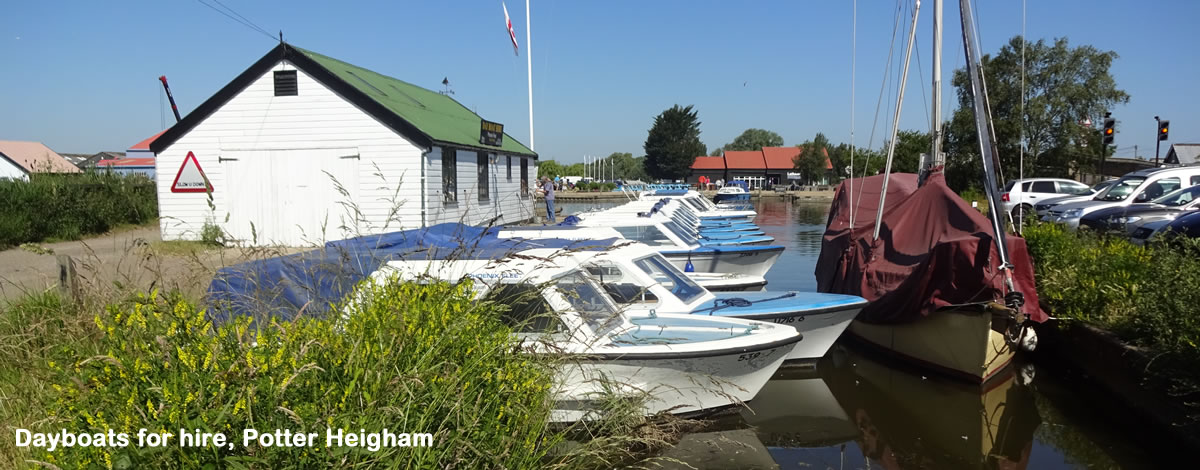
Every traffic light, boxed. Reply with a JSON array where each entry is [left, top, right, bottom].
[[1159, 120, 1170, 141], [1102, 117, 1115, 145]]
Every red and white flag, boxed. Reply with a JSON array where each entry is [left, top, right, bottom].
[[503, 2, 519, 55]]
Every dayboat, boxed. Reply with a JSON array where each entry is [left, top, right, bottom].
[[208, 223, 802, 423]]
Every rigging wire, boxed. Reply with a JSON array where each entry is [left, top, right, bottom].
[[196, 0, 276, 41], [856, 0, 908, 215]]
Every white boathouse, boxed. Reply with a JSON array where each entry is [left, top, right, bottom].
[[149, 43, 538, 246]]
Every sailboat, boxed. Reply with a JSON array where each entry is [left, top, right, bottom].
[[815, 0, 1047, 383]]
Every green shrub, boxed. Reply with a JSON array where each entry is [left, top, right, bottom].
[[1024, 222, 1200, 371], [0, 171, 157, 247], [28, 281, 566, 469]]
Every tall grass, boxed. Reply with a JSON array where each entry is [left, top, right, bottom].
[[0, 279, 683, 468], [1023, 223, 1200, 373], [0, 171, 157, 247]]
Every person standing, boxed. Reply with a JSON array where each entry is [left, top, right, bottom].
[[541, 176, 556, 223]]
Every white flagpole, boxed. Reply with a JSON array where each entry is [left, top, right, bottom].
[[526, 0, 534, 151]]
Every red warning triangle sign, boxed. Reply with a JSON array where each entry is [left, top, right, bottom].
[[170, 151, 214, 193]]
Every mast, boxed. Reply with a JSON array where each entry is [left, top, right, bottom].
[[927, 0, 944, 181], [872, 0, 922, 241], [958, 0, 1021, 303]]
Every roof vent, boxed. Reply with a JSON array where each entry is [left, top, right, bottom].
[[274, 70, 298, 96]]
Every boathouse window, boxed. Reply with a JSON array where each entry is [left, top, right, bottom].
[[506, 156, 513, 182], [520, 158, 529, 195], [273, 70, 298, 96], [483, 284, 562, 334], [443, 148, 457, 203], [477, 152, 490, 201]]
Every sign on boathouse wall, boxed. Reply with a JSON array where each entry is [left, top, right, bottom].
[[480, 120, 504, 147], [170, 151, 214, 193]]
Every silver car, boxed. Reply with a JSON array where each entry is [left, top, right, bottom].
[[1034, 180, 1116, 218], [1002, 178, 1091, 220]]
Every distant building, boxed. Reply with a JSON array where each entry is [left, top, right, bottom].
[[688, 156, 726, 185], [126, 131, 165, 160], [96, 157, 156, 179], [689, 146, 832, 187], [61, 152, 123, 169], [149, 43, 537, 246], [0, 140, 81, 180], [1164, 143, 1200, 166]]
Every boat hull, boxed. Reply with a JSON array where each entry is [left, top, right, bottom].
[[766, 307, 859, 361], [845, 309, 1014, 383], [689, 274, 767, 292], [662, 247, 782, 277], [550, 339, 795, 422]]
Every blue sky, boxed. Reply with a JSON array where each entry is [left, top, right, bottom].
[[2, 0, 1197, 163]]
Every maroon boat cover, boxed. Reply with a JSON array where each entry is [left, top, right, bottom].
[[815, 172, 1047, 324]]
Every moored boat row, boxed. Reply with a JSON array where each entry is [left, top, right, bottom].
[[208, 190, 868, 422]]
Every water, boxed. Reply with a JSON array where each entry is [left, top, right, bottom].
[[559, 199, 1173, 469]]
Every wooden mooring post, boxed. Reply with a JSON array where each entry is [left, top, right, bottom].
[[57, 254, 81, 303]]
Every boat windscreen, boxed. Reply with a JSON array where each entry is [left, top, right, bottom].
[[554, 272, 623, 334], [612, 225, 674, 246], [663, 221, 698, 245], [635, 255, 705, 304]]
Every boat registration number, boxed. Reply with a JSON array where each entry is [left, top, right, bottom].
[[772, 316, 804, 324], [738, 348, 777, 362]]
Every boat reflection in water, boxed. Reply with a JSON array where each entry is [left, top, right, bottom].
[[824, 345, 1041, 470]]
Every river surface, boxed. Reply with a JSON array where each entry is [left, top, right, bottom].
[[557, 199, 1170, 469]]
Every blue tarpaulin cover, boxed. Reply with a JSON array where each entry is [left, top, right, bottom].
[[206, 223, 618, 323]]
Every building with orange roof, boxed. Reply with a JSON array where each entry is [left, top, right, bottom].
[[689, 145, 834, 188]]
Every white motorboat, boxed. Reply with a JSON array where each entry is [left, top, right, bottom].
[[494, 226, 768, 291], [569, 242, 865, 361], [498, 220, 784, 277], [359, 227, 804, 422]]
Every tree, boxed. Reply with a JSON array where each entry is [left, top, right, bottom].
[[794, 133, 831, 185], [827, 143, 886, 182], [563, 163, 585, 176], [643, 105, 707, 181], [942, 36, 1130, 191], [710, 146, 723, 156], [537, 159, 564, 178], [598, 152, 650, 182], [724, 128, 784, 151], [881, 130, 930, 174]]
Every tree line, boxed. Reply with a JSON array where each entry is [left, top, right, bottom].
[[539, 36, 1127, 191]]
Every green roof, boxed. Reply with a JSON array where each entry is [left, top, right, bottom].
[[295, 47, 534, 156]]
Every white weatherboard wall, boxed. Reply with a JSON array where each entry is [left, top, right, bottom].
[[0, 155, 27, 180], [155, 61, 422, 246], [424, 148, 536, 226], [155, 60, 536, 246]]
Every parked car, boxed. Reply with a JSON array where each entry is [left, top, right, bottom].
[[1044, 167, 1200, 231], [1130, 219, 1172, 246], [1002, 178, 1092, 220], [1079, 184, 1200, 234], [1034, 179, 1117, 217], [1157, 210, 1200, 241]]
